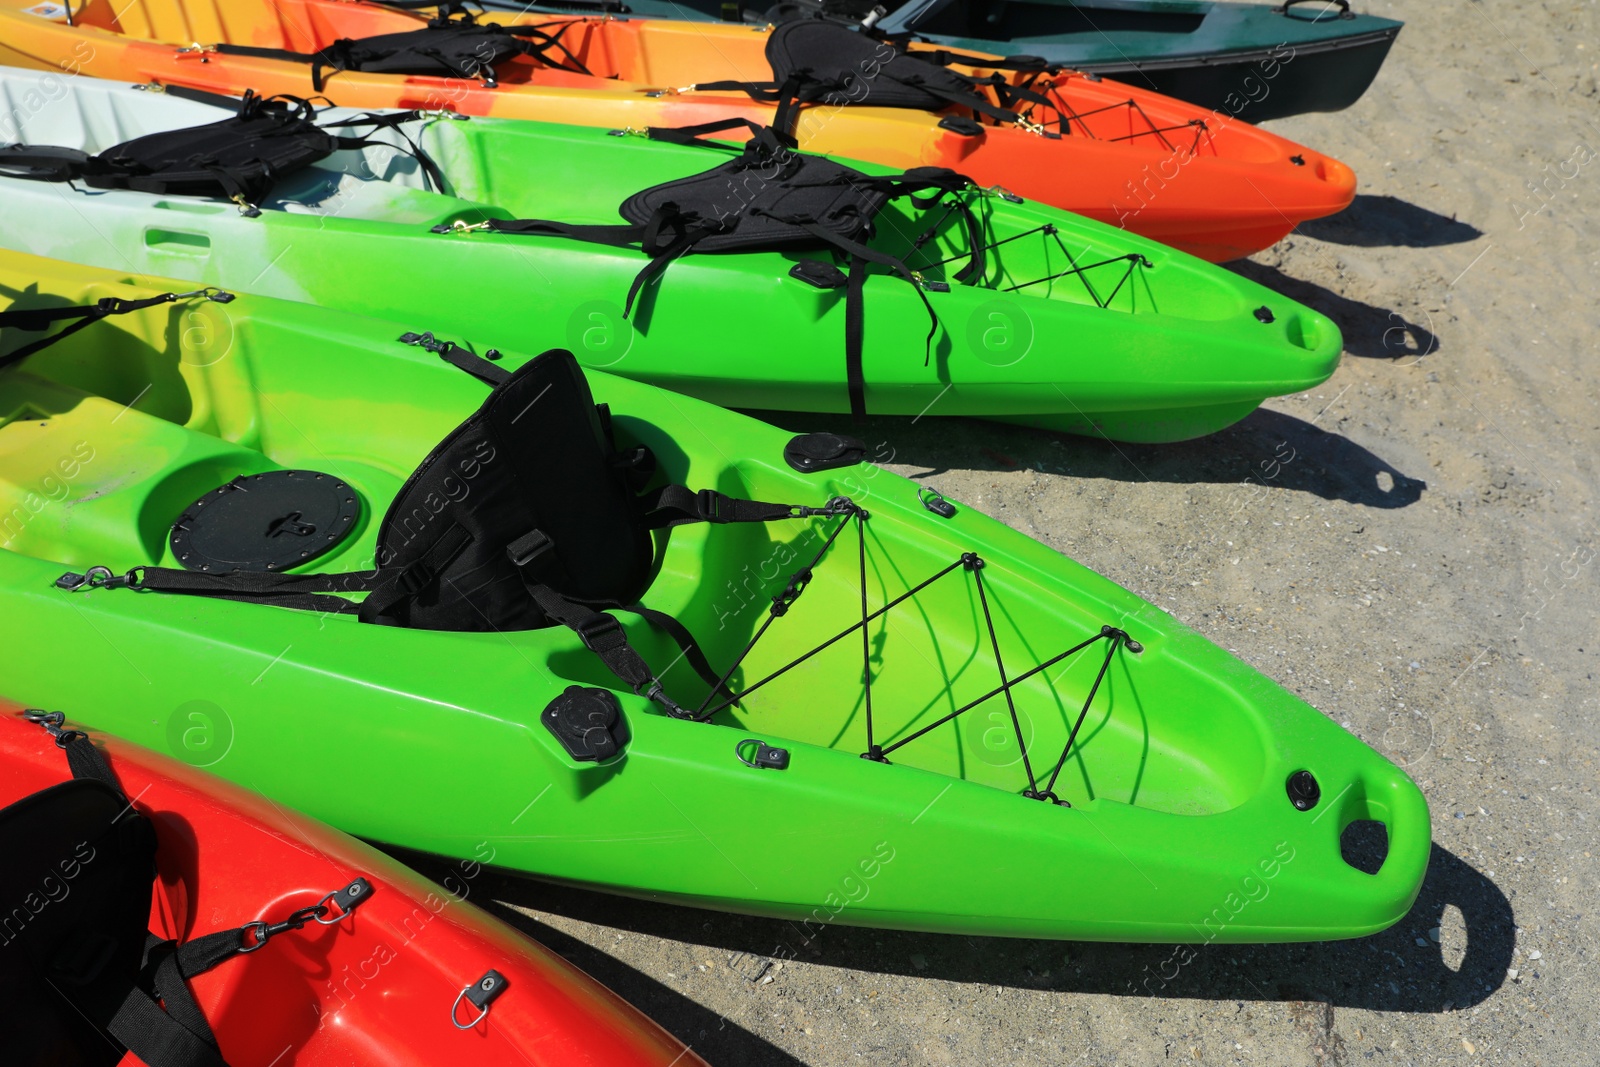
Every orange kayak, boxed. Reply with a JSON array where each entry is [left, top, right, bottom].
[[0, 0, 1354, 261]]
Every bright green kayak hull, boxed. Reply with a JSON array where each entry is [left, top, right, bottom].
[[0, 252, 1426, 941], [0, 70, 1341, 444]]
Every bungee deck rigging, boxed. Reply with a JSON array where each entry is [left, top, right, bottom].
[[685, 498, 1142, 805], [677, 15, 1218, 157]]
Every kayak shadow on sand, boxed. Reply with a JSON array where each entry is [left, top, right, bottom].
[[381, 847, 811, 1067], [751, 407, 1427, 510], [1226, 261, 1440, 362], [401, 842, 1512, 1029], [1296, 195, 1484, 249]]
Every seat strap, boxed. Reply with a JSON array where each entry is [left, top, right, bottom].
[[0, 290, 231, 369], [641, 485, 802, 528], [321, 110, 448, 192], [117, 565, 376, 614], [478, 207, 732, 316], [622, 602, 738, 703]]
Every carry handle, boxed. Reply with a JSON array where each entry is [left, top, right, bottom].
[[1272, 0, 1354, 20]]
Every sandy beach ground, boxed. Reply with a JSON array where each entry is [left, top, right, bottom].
[[404, 0, 1599, 1062]]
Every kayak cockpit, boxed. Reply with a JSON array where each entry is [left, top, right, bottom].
[[1, 267, 1269, 819]]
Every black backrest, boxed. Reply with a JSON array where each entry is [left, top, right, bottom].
[[765, 18, 975, 111], [0, 778, 158, 1065], [368, 349, 658, 631]]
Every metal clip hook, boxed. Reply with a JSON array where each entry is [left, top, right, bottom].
[[55, 566, 143, 592]]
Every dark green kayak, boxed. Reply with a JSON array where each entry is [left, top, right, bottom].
[[878, 0, 1403, 121], [507, 0, 1401, 121]]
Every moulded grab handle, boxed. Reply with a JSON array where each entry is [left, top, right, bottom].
[[1273, 0, 1354, 20]]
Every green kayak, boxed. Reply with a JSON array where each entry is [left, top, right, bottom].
[[0, 251, 1427, 942], [0, 70, 1341, 444]]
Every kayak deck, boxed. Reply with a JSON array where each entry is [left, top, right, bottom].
[[0, 72, 1343, 440], [0, 0, 1357, 260], [0, 255, 1428, 941]]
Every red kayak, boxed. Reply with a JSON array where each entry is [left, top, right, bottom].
[[0, 704, 705, 1067]]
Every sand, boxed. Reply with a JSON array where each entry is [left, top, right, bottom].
[[451, 0, 1598, 1061]]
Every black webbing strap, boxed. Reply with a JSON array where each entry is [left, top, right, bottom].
[[519, 578, 676, 704], [641, 485, 801, 528], [788, 216, 939, 419], [23, 710, 121, 789], [623, 602, 737, 702], [107, 976, 228, 1067], [641, 116, 791, 151], [0, 292, 212, 370], [480, 208, 731, 317], [905, 46, 1052, 73], [126, 565, 376, 615], [845, 250, 869, 421], [123, 521, 472, 625], [321, 109, 448, 192], [146, 82, 255, 110], [357, 523, 475, 624], [399, 330, 511, 385]]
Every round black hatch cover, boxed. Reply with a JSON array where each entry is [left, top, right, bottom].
[[170, 470, 361, 574]]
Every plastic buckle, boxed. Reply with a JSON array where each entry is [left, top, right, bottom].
[[452, 969, 508, 1030], [572, 612, 624, 652], [696, 488, 729, 522], [770, 568, 812, 617], [390, 562, 436, 598], [506, 530, 553, 568]]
